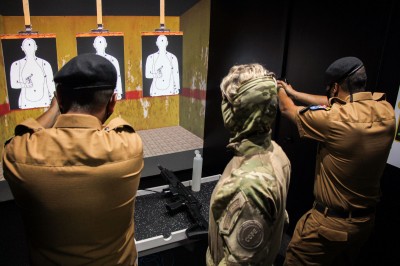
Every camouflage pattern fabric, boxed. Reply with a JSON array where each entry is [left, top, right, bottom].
[[206, 76, 290, 265], [221, 76, 278, 156], [207, 141, 291, 265], [212, 153, 277, 223]]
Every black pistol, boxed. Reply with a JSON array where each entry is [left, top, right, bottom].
[[158, 165, 209, 239]]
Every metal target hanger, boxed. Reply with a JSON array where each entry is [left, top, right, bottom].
[[19, 0, 38, 34], [155, 0, 170, 32], [92, 0, 109, 33]]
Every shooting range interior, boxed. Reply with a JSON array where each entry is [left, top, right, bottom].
[[1, 0, 400, 265]]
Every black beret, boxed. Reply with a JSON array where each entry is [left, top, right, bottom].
[[54, 53, 117, 90], [324, 56, 364, 86]]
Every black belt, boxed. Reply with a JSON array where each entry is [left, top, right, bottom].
[[313, 201, 375, 218]]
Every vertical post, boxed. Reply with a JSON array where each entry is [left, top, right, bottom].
[[22, 0, 32, 32], [160, 0, 165, 29], [155, 0, 169, 32], [96, 0, 103, 29]]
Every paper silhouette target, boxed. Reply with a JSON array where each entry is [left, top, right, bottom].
[[1, 36, 57, 110], [142, 34, 182, 97], [76, 34, 125, 100]]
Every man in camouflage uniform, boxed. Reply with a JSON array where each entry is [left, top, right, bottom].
[[206, 64, 291, 266]]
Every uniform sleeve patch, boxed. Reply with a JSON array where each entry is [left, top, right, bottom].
[[237, 220, 264, 250], [309, 105, 330, 111], [300, 104, 330, 114], [219, 192, 246, 235]]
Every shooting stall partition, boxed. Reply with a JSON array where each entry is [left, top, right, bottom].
[[0, 0, 210, 180]]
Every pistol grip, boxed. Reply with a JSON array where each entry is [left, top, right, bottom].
[[166, 200, 185, 213]]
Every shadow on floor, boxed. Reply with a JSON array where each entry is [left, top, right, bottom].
[[0, 200, 29, 266]]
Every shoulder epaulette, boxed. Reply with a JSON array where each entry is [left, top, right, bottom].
[[372, 92, 386, 101], [14, 118, 44, 136], [104, 117, 135, 133]]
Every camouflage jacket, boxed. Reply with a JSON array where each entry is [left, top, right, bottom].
[[207, 140, 291, 266]]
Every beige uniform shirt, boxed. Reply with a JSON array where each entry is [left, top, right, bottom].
[[3, 114, 144, 265], [296, 92, 395, 211], [207, 141, 291, 266]]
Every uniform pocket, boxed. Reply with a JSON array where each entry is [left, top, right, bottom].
[[318, 225, 348, 241], [299, 211, 313, 237]]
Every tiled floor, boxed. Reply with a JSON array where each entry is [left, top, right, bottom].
[[137, 126, 204, 158]]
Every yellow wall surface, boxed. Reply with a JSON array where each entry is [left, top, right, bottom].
[[0, 15, 181, 154], [180, 0, 210, 139]]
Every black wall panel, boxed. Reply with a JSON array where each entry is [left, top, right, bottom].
[[357, 2, 400, 265], [0, 0, 199, 16], [203, 0, 290, 176], [205, 1, 400, 263]]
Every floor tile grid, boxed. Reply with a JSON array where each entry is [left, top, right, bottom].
[[0, 126, 203, 180], [137, 126, 203, 157]]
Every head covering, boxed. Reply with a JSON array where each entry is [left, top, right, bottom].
[[221, 76, 277, 155], [54, 53, 117, 90], [324, 56, 364, 86]]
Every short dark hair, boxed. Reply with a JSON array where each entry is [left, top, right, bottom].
[[56, 85, 114, 113], [339, 66, 367, 93]]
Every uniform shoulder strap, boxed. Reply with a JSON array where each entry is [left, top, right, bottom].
[[372, 92, 386, 101], [104, 117, 135, 132], [15, 118, 44, 136]]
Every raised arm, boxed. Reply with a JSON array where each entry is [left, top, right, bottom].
[[277, 81, 303, 124], [278, 80, 328, 106], [36, 97, 60, 128]]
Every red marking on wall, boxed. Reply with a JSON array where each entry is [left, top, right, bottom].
[[76, 32, 124, 37], [182, 88, 206, 100], [0, 33, 56, 40], [141, 31, 183, 36], [0, 103, 10, 116], [125, 90, 142, 99]]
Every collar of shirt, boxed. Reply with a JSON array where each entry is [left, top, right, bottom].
[[329, 92, 386, 105], [53, 114, 103, 129], [229, 132, 272, 157]]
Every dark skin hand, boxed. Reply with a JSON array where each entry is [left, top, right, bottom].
[[277, 80, 328, 106], [36, 97, 60, 128]]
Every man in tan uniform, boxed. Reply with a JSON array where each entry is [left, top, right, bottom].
[[277, 57, 395, 265], [207, 64, 291, 265], [3, 54, 144, 265]]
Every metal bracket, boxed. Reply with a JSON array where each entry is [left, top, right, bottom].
[[91, 24, 109, 33], [18, 25, 38, 34], [155, 24, 170, 32]]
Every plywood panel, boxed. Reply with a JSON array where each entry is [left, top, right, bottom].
[[180, 0, 210, 139]]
